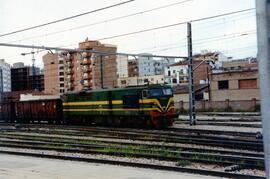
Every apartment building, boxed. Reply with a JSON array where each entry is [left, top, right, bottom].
[[42, 53, 65, 95], [11, 63, 44, 91], [137, 53, 155, 76], [128, 59, 138, 77], [127, 56, 175, 78], [64, 40, 117, 91], [116, 55, 128, 78]]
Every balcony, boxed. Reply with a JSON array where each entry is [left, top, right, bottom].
[[80, 58, 92, 65], [67, 83, 75, 89], [83, 66, 92, 73], [66, 69, 74, 75], [83, 74, 92, 80], [66, 62, 74, 68], [83, 80, 92, 87]]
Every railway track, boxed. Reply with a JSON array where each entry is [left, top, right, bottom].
[[0, 123, 265, 178], [0, 124, 263, 151]]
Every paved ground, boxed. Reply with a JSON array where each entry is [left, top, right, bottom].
[[0, 154, 223, 179]]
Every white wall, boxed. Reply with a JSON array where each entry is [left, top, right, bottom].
[[0, 59, 11, 92]]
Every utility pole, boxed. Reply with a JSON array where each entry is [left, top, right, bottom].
[[0, 69, 3, 103], [100, 55, 104, 89], [256, 1, 270, 178], [187, 22, 196, 125]]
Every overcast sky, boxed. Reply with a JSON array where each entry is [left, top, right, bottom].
[[0, 0, 256, 67]]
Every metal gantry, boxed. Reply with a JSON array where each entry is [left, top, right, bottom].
[[0, 69, 3, 102]]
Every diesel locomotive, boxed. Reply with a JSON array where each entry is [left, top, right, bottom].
[[0, 85, 177, 128]]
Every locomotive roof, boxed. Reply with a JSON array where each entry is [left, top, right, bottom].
[[64, 85, 171, 95]]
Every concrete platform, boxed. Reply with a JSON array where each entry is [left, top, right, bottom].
[[0, 153, 223, 179]]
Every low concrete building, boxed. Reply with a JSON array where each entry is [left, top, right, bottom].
[[209, 69, 259, 101], [173, 84, 209, 102], [117, 75, 164, 87]]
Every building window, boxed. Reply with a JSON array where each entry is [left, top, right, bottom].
[[180, 69, 184, 74], [168, 71, 171, 76], [60, 77, 64, 81], [172, 78, 177, 83], [218, 80, 229, 90], [239, 79, 257, 89], [121, 80, 126, 84], [59, 72, 64, 76], [59, 66, 64, 70], [59, 60, 64, 64], [60, 83, 64, 87]]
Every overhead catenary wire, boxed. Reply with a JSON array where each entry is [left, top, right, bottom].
[[6, 0, 193, 44], [94, 8, 255, 41], [0, 0, 136, 38], [130, 30, 256, 53], [1, 8, 256, 61], [25, 7, 255, 55]]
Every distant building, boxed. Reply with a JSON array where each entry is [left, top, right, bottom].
[[116, 55, 128, 78], [0, 59, 11, 92], [63, 39, 117, 92], [209, 69, 259, 101], [127, 56, 175, 78], [42, 53, 65, 95], [117, 75, 164, 87], [217, 57, 258, 72], [154, 58, 175, 75], [193, 51, 227, 68], [11, 63, 44, 91], [128, 59, 138, 77], [137, 53, 155, 76], [164, 60, 211, 86]]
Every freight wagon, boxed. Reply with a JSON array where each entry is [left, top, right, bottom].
[[0, 102, 14, 122], [0, 99, 62, 124]]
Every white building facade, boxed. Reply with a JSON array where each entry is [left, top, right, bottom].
[[164, 62, 189, 86], [138, 54, 155, 76], [0, 59, 11, 92], [116, 55, 128, 78]]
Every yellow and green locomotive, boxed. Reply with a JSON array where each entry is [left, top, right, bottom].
[[62, 85, 176, 128]]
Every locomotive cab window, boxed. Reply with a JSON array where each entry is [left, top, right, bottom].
[[123, 95, 139, 108], [149, 88, 163, 97], [162, 88, 173, 95], [142, 90, 149, 98]]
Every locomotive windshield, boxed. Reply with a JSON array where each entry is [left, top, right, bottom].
[[149, 88, 172, 96]]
